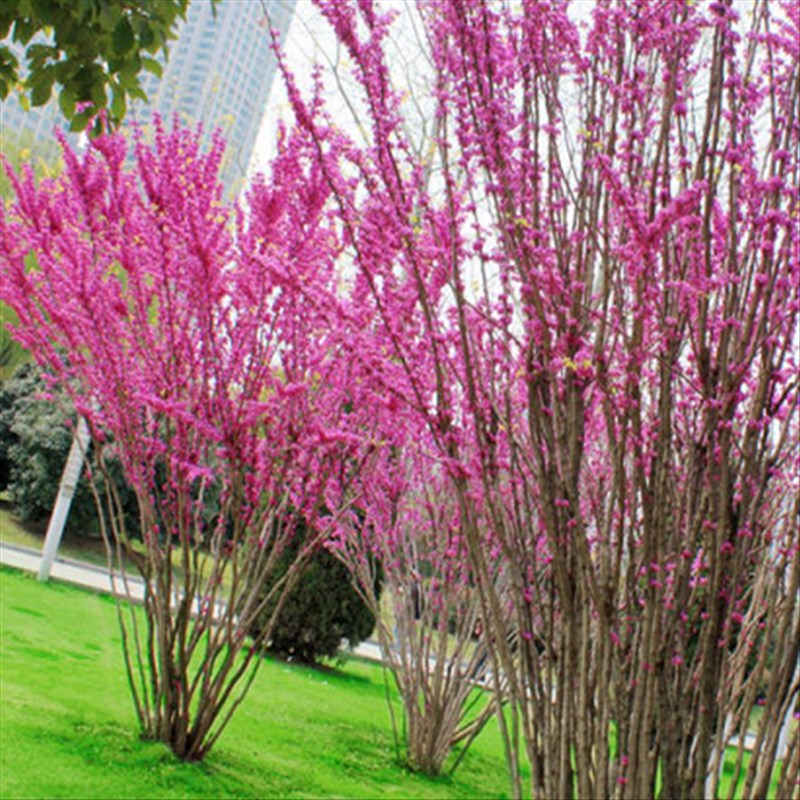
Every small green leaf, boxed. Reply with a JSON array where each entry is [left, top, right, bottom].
[[76, 0, 96, 22], [0, 44, 18, 71], [0, 45, 18, 98], [30, 76, 53, 107], [141, 56, 162, 79], [99, 1, 122, 30], [110, 88, 126, 121], [90, 78, 106, 109], [116, 59, 140, 89], [127, 84, 147, 102], [112, 17, 135, 55], [58, 86, 76, 119], [69, 109, 91, 132], [13, 18, 35, 45], [27, 43, 55, 65], [138, 21, 154, 49], [0, 13, 13, 40]]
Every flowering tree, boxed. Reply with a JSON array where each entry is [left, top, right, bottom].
[[333, 419, 501, 775], [0, 120, 363, 760], [278, 0, 800, 797]]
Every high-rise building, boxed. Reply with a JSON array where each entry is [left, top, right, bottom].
[[1, 0, 294, 197], [131, 0, 294, 198], [0, 91, 68, 155]]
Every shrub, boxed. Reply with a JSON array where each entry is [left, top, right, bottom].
[[0, 363, 136, 536], [251, 522, 381, 664], [0, 378, 13, 492]]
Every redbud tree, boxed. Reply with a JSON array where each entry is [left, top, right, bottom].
[[332, 413, 501, 774], [279, 0, 799, 797], [0, 121, 365, 761]]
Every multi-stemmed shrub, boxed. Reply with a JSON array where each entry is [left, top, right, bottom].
[[1, 120, 371, 760], [276, 1, 800, 796]]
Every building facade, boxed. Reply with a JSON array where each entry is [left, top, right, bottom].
[[132, 0, 294, 197], [1, 0, 294, 197]]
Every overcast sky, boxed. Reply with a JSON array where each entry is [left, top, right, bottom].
[[250, 0, 430, 176], [248, 0, 761, 180]]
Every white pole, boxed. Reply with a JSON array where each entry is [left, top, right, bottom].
[[38, 417, 90, 581], [777, 657, 799, 760]]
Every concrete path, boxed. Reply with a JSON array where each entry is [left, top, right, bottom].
[[1, 541, 146, 598], [0, 541, 383, 663]]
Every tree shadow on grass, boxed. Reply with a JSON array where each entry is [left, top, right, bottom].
[[261, 650, 375, 687]]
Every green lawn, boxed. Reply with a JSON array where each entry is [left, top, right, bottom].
[[0, 566, 511, 799], [0, 565, 786, 799]]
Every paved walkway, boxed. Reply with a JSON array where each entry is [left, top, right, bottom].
[[0, 541, 383, 663], [1, 540, 147, 597]]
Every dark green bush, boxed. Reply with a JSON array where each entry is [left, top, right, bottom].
[[0, 364, 137, 536], [250, 523, 380, 665], [0, 379, 13, 491]]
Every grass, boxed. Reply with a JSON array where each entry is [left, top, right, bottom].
[[0, 565, 511, 799], [0, 564, 788, 799]]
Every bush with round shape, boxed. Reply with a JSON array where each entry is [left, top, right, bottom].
[[251, 521, 380, 665]]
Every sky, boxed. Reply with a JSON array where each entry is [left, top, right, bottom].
[[249, 0, 428, 176], [248, 0, 607, 179], [248, 0, 767, 181]]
